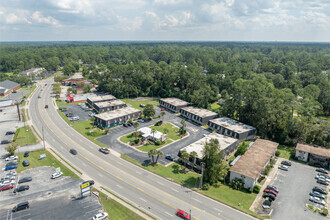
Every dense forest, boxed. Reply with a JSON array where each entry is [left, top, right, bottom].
[[0, 42, 329, 147]]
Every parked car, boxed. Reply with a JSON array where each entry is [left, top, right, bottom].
[[317, 179, 329, 186], [1, 140, 12, 144], [165, 154, 175, 161], [99, 147, 110, 154], [161, 108, 166, 111], [2, 175, 16, 181], [51, 172, 63, 179], [313, 186, 327, 195], [14, 185, 30, 193], [5, 165, 17, 171], [266, 185, 279, 193], [60, 108, 67, 112], [5, 171, 17, 176], [18, 177, 32, 184], [278, 165, 289, 171], [5, 131, 15, 135], [38, 95, 41, 98], [263, 193, 276, 201], [92, 212, 108, 220], [70, 149, 77, 155], [66, 113, 74, 117], [12, 201, 29, 212], [309, 196, 325, 205], [316, 168, 328, 174], [6, 161, 18, 167], [263, 188, 277, 196], [176, 209, 190, 220], [138, 119, 144, 123], [310, 191, 326, 199], [281, 161, 292, 166], [317, 175, 330, 183], [1, 180, 15, 186], [22, 160, 30, 167], [262, 199, 272, 209], [5, 155, 18, 161], [24, 151, 29, 157], [0, 184, 14, 192]]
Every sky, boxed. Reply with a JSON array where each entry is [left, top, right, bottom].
[[0, 0, 329, 42]]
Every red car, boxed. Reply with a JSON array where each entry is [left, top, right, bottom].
[[263, 188, 277, 196], [176, 209, 190, 219], [0, 184, 14, 192], [161, 108, 166, 111]]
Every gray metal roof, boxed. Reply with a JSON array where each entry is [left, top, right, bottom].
[[0, 80, 20, 90]]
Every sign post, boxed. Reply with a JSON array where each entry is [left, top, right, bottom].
[[40, 153, 46, 160], [80, 182, 91, 197]]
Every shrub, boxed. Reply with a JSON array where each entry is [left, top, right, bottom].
[[202, 183, 210, 190], [134, 139, 140, 145], [264, 164, 271, 175], [253, 185, 261, 193], [234, 142, 249, 157], [248, 187, 253, 193], [321, 208, 328, 216], [155, 121, 163, 126], [257, 176, 265, 183], [309, 162, 315, 166], [275, 150, 281, 157], [155, 140, 162, 145], [231, 178, 244, 190]]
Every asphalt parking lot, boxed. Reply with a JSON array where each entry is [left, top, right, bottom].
[[59, 103, 93, 122], [271, 162, 326, 220], [1, 90, 29, 103], [0, 105, 24, 146], [97, 107, 210, 165], [0, 167, 103, 220]]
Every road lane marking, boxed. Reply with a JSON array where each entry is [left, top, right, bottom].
[[213, 207, 222, 212], [171, 188, 179, 193], [135, 171, 142, 175], [97, 173, 103, 177], [116, 184, 123, 189], [156, 181, 164, 186], [193, 198, 202, 203], [35, 86, 223, 220], [140, 198, 147, 202], [165, 211, 174, 217], [81, 162, 87, 167], [117, 161, 123, 165]]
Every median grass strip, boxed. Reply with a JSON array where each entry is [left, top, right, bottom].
[[21, 109, 27, 122], [56, 100, 86, 106], [121, 155, 200, 188], [98, 187, 154, 220], [16, 149, 79, 179], [121, 98, 159, 110], [14, 126, 39, 146], [49, 148, 83, 175]]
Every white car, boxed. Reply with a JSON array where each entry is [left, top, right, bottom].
[[0, 180, 15, 186], [6, 171, 17, 176], [5, 155, 18, 161], [92, 212, 108, 220], [51, 172, 63, 179], [310, 196, 325, 206], [138, 119, 144, 123]]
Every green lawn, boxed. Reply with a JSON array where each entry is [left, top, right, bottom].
[[16, 149, 79, 179], [150, 122, 181, 140], [18, 86, 32, 91], [14, 126, 38, 146], [96, 189, 146, 220], [198, 185, 259, 218], [211, 102, 221, 111], [136, 139, 172, 152], [121, 98, 159, 110], [277, 145, 295, 159], [121, 155, 200, 188], [54, 71, 62, 75], [56, 100, 86, 106], [120, 133, 135, 143], [21, 109, 27, 122]]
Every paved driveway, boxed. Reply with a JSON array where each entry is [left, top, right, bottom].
[[59, 103, 93, 122], [97, 108, 210, 165], [271, 162, 326, 220]]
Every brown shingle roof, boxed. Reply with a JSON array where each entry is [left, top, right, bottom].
[[296, 143, 330, 158], [230, 139, 279, 179]]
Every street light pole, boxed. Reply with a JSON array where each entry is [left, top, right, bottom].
[[199, 162, 205, 189], [42, 126, 45, 150]]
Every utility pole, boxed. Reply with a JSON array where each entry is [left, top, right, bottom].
[[199, 162, 205, 189], [42, 126, 45, 150], [16, 103, 21, 121], [189, 209, 191, 220]]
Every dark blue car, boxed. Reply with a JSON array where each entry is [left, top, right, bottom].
[[5, 165, 17, 171]]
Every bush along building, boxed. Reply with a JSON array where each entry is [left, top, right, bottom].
[[208, 117, 257, 141], [159, 98, 189, 113], [94, 107, 142, 128], [229, 139, 278, 189], [180, 106, 218, 125]]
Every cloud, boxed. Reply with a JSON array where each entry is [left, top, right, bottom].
[[31, 11, 61, 26]]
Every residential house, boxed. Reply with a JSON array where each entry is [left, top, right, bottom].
[[295, 143, 330, 168]]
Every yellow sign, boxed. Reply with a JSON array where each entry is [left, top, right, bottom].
[[81, 182, 90, 189]]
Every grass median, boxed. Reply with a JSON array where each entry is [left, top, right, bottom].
[[16, 149, 79, 179]]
